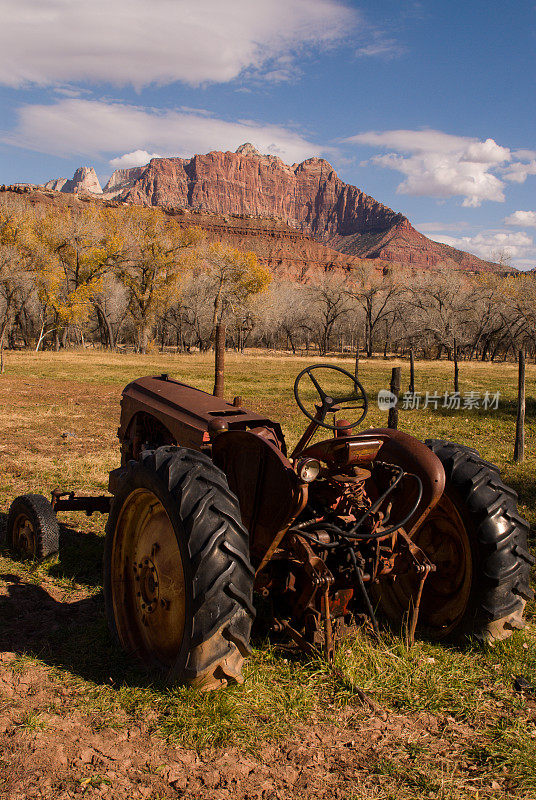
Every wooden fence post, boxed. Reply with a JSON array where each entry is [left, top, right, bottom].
[[388, 366, 401, 429], [213, 323, 226, 398], [454, 338, 459, 393], [514, 350, 525, 463], [409, 349, 415, 394]]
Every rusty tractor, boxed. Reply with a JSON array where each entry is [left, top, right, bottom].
[[7, 364, 534, 689]]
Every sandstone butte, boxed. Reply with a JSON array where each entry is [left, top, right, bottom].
[[3, 143, 505, 278], [105, 143, 501, 274]]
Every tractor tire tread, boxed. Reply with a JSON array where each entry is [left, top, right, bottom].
[[7, 494, 59, 560], [106, 446, 254, 689], [425, 440, 533, 641]]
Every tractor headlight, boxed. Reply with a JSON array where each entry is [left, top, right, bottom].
[[297, 458, 320, 483]]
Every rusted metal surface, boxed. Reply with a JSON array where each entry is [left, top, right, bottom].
[[408, 564, 431, 645], [51, 489, 111, 515], [119, 374, 286, 460], [11, 513, 36, 558], [301, 428, 445, 538], [299, 436, 383, 466], [107, 488, 187, 667], [212, 430, 306, 568], [322, 586, 334, 660], [372, 491, 473, 638]]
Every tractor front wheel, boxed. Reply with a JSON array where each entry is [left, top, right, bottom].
[[7, 494, 60, 560], [375, 441, 534, 642], [103, 447, 255, 689]]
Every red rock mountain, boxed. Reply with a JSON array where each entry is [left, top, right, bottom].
[[102, 143, 499, 272], [45, 166, 102, 194]]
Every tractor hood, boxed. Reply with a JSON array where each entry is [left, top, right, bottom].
[[118, 374, 286, 453]]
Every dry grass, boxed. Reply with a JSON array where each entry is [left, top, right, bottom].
[[0, 348, 535, 798]]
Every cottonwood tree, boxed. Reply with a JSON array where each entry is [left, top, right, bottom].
[[0, 201, 35, 366], [257, 282, 311, 352], [30, 206, 125, 348], [345, 262, 402, 357], [405, 269, 471, 358], [198, 242, 271, 346], [308, 273, 352, 355], [115, 209, 204, 353]]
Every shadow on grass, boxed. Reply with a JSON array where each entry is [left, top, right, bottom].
[[0, 571, 157, 690], [431, 396, 536, 421], [49, 523, 104, 588]]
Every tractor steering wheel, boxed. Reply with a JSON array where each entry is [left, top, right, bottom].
[[293, 364, 368, 431]]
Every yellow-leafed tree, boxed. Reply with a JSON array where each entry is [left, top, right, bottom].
[[201, 242, 271, 341], [31, 206, 125, 348], [0, 201, 34, 367], [114, 208, 205, 352]]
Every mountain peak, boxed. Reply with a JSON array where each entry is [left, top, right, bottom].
[[42, 146, 501, 273], [235, 142, 261, 157], [45, 166, 102, 194]]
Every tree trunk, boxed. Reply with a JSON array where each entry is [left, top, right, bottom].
[[92, 300, 115, 349], [213, 323, 225, 398], [514, 350, 525, 463], [139, 324, 151, 354]]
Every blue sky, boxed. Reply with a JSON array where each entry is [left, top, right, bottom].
[[0, 0, 535, 267]]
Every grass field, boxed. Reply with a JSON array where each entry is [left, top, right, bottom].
[[0, 349, 535, 799]]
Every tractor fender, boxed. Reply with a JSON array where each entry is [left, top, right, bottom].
[[300, 428, 445, 538], [212, 430, 307, 568]]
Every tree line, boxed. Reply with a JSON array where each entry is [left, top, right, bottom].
[[1, 192, 535, 363], [0, 194, 269, 358]]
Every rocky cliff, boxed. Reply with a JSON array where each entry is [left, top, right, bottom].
[[103, 165, 144, 194], [45, 167, 102, 194], [43, 146, 499, 272], [99, 144, 497, 272]]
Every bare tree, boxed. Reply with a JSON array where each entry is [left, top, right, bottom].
[[307, 274, 352, 355], [345, 263, 402, 357]]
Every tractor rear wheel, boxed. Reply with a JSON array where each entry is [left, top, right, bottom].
[[7, 494, 60, 560], [375, 441, 534, 642], [103, 446, 255, 689]]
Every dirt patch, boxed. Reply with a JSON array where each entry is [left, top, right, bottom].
[[0, 573, 490, 799], [0, 646, 481, 800]]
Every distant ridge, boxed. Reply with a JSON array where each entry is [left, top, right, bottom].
[[45, 145, 502, 273]]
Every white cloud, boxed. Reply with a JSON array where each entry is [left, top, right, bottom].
[[504, 210, 536, 227], [0, 0, 357, 88], [345, 129, 512, 207], [3, 98, 324, 165], [502, 160, 536, 183], [432, 230, 534, 263], [513, 149, 536, 160], [355, 35, 405, 59], [109, 150, 161, 169]]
